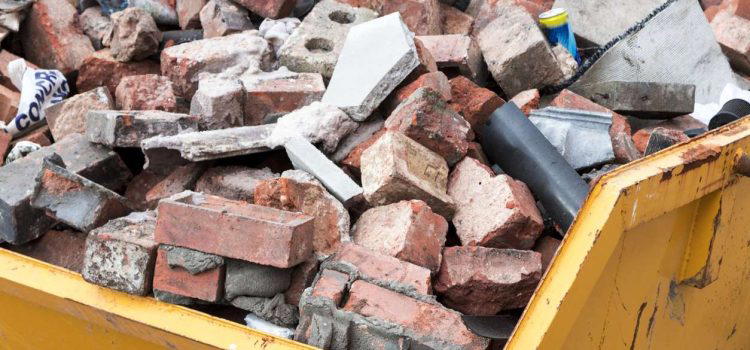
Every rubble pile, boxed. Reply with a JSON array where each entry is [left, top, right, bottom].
[[0, 0, 746, 347]]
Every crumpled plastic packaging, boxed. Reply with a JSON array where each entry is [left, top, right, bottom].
[[693, 83, 750, 125], [243, 313, 295, 339], [4, 140, 39, 164], [0, 59, 69, 136]]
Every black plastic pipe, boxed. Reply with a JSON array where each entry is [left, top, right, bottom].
[[709, 99, 750, 130], [480, 103, 589, 232]]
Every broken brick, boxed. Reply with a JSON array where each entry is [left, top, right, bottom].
[[200, 0, 254, 38], [417, 34, 488, 84], [360, 131, 455, 218], [351, 200, 447, 273], [385, 87, 471, 166], [80, 6, 112, 50], [0, 85, 20, 124], [448, 157, 544, 249], [11, 126, 52, 147], [385, 71, 452, 114], [448, 76, 505, 129], [155, 191, 314, 268], [241, 70, 326, 125], [6, 229, 87, 273], [195, 166, 276, 203], [142, 163, 207, 209], [411, 37, 439, 77], [115, 74, 180, 112], [86, 110, 199, 148], [311, 269, 349, 306], [45, 87, 114, 142], [440, 3, 474, 35], [234, 0, 296, 18], [0, 132, 11, 163], [509, 88, 540, 116], [340, 128, 385, 179], [534, 235, 561, 271], [153, 245, 225, 302], [285, 258, 319, 306], [77, 49, 161, 95], [109, 8, 162, 62], [381, 0, 442, 35], [466, 141, 491, 166], [82, 212, 158, 296], [190, 78, 245, 130], [177, 0, 207, 29], [434, 246, 542, 315]]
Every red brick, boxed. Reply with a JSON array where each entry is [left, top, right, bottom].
[[254, 177, 350, 256], [153, 247, 225, 302], [448, 157, 543, 249], [177, 0, 207, 29], [385, 87, 471, 165], [77, 49, 161, 95], [534, 235, 561, 271], [155, 191, 314, 268], [285, 258, 319, 306], [0, 131, 11, 163], [632, 116, 702, 153], [195, 166, 276, 203], [351, 200, 448, 273], [343, 280, 489, 350], [125, 169, 169, 211], [341, 128, 386, 179], [466, 141, 491, 166], [241, 72, 325, 125], [381, 0, 442, 35], [143, 164, 207, 209], [6, 229, 87, 273], [115, 74, 180, 112], [385, 71, 451, 114], [509, 88, 540, 116], [412, 37, 439, 77], [736, 0, 750, 19], [0, 85, 20, 124], [46, 87, 114, 142], [417, 34, 487, 84], [634, 127, 690, 154], [12, 125, 52, 147], [330, 243, 432, 294], [311, 269, 349, 306], [440, 3, 474, 35], [448, 76, 504, 129], [234, 0, 296, 18], [434, 246, 542, 315], [19, 0, 94, 74]]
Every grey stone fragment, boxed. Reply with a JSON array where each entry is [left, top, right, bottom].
[[194, 166, 277, 202], [199, 0, 254, 38], [322, 13, 420, 121], [5, 141, 40, 164], [140, 124, 275, 169], [30, 158, 132, 232], [190, 78, 245, 130], [284, 136, 364, 208], [80, 6, 112, 50], [86, 110, 200, 148], [529, 107, 615, 170], [162, 244, 224, 275], [231, 293, 299, 327], [554, 0, 665, 46], [573, 81, 696, 119], [225, 259, 292, 300], [267, 101, 358, 154], [110, 8, 163, 62], [476, 4, 563, 97], [82, 211, 158, 296], [0, 134, 131, 244], [278, 0, 378, 79]]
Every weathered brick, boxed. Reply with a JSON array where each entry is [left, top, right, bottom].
[[155, 191, 314, 268], [200, 0, 254, 38], [328, 243, 432, 294], [190, 78, 245, 130], [225, 258, 292, 300], [6, 229, 87, 273], [195, 166, 276, 202], [80, 6, 112, 50], [331, 117, 385, 163], [385, 71, 451, 114], [476, 3, 563, 96], [177, 0, 207, 29], [0, 132, 11, 163], [385, 88, 471, 166], [448, 75, 504, 129], [632, 116, 703, 153], [351, 200, 447, 272], [45, 87, 114, 142], [110, 8, 162, 62], [241, 70, 326, 125], [19, 0, 94, 73], [440, 3, 473, 35], [11, 126, 52, 147], [82, 212, 158, 295], [0, 85, 20, 124], [711, 10, 750, 74], [509, 88, 540, 116], [77, 49, 161, 95], [534, 235, 561, 271], [153, 246, 225, 302], [285, 257, 319, 306], [30, 159, 132, 232], [234, 0, 296, 18], [278, 0, 379, 79], [342, 280, 490, 350], [411, 37, 439, 78], [434, 246, 542, 315], [0, 134, 132, 244], [381, 0, 442, 35], [448, 157, 543, 249], [340, 128, 385, 179], [466, 141, 491, 166], [311, 269, 349, 306], [417, 34, 488, 84], [255, 177, 350, 256], [116, 74, 180, 112], [160, 31, 274, 99], [360, 131, 455, 218], [87, 110, 199, 148], [468, 0, 552, 35], [142, 163, 207, 209]]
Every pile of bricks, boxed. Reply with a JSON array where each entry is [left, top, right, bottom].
[[0, 0, 736, 347]]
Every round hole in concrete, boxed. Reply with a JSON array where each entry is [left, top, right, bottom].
[[305, 38, 334, 53], [329, 10, 355, 24]]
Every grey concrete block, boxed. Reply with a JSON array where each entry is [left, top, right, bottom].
[[554, 0, 665, 46], [529, 107, 615, 170], [87, 110, 200, 148], [322, 13, 420, 121], [573, 81, 696, 119], [278, 0, 378, 79]]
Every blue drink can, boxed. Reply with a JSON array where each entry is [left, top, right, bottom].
[[539, 8, 581, 64]]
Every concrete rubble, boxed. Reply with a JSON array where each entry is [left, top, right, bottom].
[[1, 0, 743, 347]]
